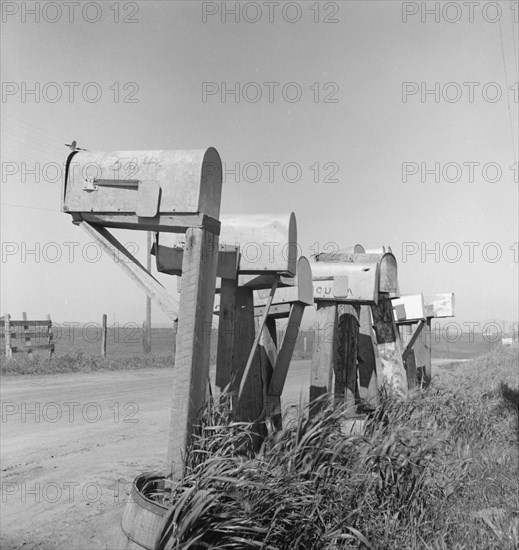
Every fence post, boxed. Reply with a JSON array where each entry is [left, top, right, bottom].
[[101, 314, 107, 358], [22, 312, 33, 359], [47, 314, 54, 360], [5, 314, 12, 358]]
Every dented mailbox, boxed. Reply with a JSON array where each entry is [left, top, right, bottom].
[[154, 212, 297, 277], [310, 261, 380, 305], [62, 148, 222, 232]]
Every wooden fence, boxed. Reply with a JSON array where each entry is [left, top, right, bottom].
[[0, 313, 54, 359]]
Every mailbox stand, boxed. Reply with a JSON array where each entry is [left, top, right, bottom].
[[62, 148, 222, 477], [154, 213, 308, 445], [311, 249, 407, 415], [394, 293, 455, 387]]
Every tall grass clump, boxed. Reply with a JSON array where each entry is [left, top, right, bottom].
[[147, 346, 518, 550]]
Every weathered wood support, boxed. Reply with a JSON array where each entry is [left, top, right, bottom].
[[371, 299, 408, 397], [335, 305, 360, 412], [309, 301, 337, 416], [167, 227, 219, 476], [80, 222, 179, 321], [230, 287, 265, 450], [357, 306, 380, 408]]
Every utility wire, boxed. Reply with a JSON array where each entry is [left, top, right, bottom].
[[498, 15, 518, 162]]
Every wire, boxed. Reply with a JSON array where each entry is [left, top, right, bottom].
[[498, 15, 518, 162], [510, 1, 518, 75], [0, 203, 60, 213]]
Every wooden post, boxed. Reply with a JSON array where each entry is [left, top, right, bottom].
[[371, 299, 408, 397], [216, 278, 238, 391], [335, 305, 360, 412], [5, 314, 12, 358], [423, 319, 432, 385], [406, 349, 417, 389], [101, 314, 107, 358], [310, 301, 337, 416], [167, 227, 219, 477], [357, 306, 380, 408], [261, 318, 280, 432], [22, 312, 33, 359], [47, 314, 54, 360], [399, 320, 427, 390], [172, 319, 178, 361], [231, 287, 265, 449], [144, 231, 152, 354]]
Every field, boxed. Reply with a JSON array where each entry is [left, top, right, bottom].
[[0, 325, 503, 377]]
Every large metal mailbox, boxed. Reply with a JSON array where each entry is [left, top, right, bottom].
[[62, 148, 222, 232], [310, 261, 380, 304], [154, 212, 297, 277], [316, 250, 399, 298]]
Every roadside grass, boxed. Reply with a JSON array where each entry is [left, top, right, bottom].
[[149, 346, 518, 550], [0, 351, 175, 376]]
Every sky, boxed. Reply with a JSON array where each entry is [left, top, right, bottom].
[[1, 0, 518, 333]]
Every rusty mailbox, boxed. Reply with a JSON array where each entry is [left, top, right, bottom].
[[62, 148, 222, 232]]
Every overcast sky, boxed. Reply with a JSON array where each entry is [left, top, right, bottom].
[[1, 1, 518, 332]]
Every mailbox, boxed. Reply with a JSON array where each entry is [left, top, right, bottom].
[[315, 250, 399, 298], [62, 148, 222, 232], [310, 261, 380, 304], [154, 212, 297, 277], [424, 293, 455, 318], [393, 294, 426, 322]]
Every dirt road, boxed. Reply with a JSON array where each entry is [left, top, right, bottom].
[[0, 361, 311, 550]]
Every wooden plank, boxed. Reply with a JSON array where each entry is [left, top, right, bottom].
[[3, 320, 51, 327], [371, 299, 408, 397], [358, 306, 380, 408], [268, 302, 305, 396], [144, 232, 152, 354], [4, 314, 12, 358], [402, 320, 425, 361], [335, 305, 360, 412], [80, 222, 179, 321], [17, 343, 55, 351], [72, 212, 221, 235], [215, 277, 237, 391], [167, 227, 219, 477], [2, 330, 44, 338], [309, 302, 337, 416], [406, 350, 418, 389], [261, 318, 281, 432], [254, 302, 292, 319], [231, 287, 265, 450], [238, 278, 278, 400]]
